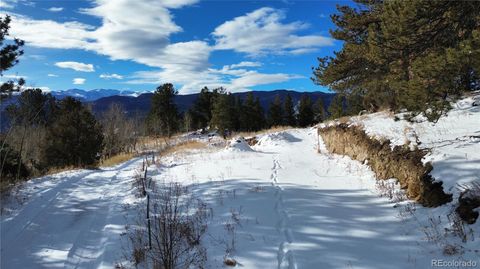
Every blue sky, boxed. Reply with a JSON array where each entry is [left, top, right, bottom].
[[1, 0, 347, 94]]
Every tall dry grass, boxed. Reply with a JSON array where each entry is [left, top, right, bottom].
[[101, 152, 135, 167], [159, 140, 207, 157]]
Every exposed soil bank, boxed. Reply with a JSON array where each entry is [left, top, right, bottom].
[[318, 124, 452, 207]]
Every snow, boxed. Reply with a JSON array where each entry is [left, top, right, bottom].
[[225, 136, 254, 152], [1, 94, 479, 268], [255, 131, 302, 147], [1, 159, 142, 268]]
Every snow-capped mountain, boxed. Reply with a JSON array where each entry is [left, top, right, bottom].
[[51, 88, 149, 102]]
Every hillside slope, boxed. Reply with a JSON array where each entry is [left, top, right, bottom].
[[1, 94, 478, 268]]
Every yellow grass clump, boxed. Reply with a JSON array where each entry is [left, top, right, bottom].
[[101, 152, 135, 167], [159, 140, 207, 157]]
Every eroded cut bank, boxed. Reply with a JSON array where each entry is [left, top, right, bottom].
[[318, 124, 452, 207]]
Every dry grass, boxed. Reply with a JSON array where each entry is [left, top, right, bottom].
[[159, 140, 207, 157], [45, 165, 80, 175], [101, 152, 135, 167], [234, 125, 294, 138]]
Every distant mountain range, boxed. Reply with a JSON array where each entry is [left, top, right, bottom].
[[50, 88, 149, 102]]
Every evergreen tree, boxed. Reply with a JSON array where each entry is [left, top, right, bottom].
[[328, 94, 345, 119], [232, 95, 243, 131], [267, 95, 283, 127], [312, 0, 480, 122], [252, 97, 265, 131], [297, 95, 314, 127], [345, 92, 365, 116], [43, 97, 103, 167], [148, 83, 179, 137], [0, 15, 25, 99], [313, 97, 326, 123], [240, 92, 256, 131], [283, 94, 296, 126], [191, 87, 213, 129], [6, 88, 56, 126], [210, 92, 235, 134]]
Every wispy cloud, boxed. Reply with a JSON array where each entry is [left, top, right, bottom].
[[128, 61, 303, 94], [55, 61, 95, 72], [47, 7, 63, 12], [229, 61, 262, 69], [73, 78, 86, 85], [100, 73, 123, 79], [47, 73, 58, 77]]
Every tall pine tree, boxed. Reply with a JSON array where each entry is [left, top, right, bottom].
[[43, 97, 103, 168], [268, 95, 284, 127], [148, 83, 179, 137], [283, 94, 296, 126], [313, 0, 480, 122], [297, 95, 314, 127]]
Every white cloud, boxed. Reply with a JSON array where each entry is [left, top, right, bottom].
[[0, 0, 33, 9], [230, 71, 302, 89], [47, 7, 63, 12], [55, 61, 95, 72], [212, 7, 333, 56], [73, 78, 86, 85], [229, 61, 262, 69], [0, 1, 14, 9], [128, 61, 303, 94], [47, 73, 58, 77], [81, 0, 202, 67], [9, 14, 95, 49], [100, 73, 123, 79]]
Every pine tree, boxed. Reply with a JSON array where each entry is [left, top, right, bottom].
[[313, 97, 326, 123], [148, 83, 179, 137], [210, 92, 235, 134], [283, 94, 296, 126], [43, 97, 103, 168], [328, 94, 345, 119], [191, 87, 213, 129], [240, 92, 256, 131], [297, 95, 314, 127], [267, 95, 283, 127], [0, 15, 25, 99], [232, 95, 243, 131], [252, 97, 265, 131], [313, 0, 480, 122]]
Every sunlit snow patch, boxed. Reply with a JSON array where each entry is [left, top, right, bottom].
[[225, 136, 254, 152], [255, 131, 300, 147]]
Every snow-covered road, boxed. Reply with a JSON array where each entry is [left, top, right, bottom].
[[157, 129, 432, 268], [1, 158, 142, 269]]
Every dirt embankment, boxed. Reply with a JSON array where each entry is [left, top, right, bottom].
[[318, 124, 452, 207]]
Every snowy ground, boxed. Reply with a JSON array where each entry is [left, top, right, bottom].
[[0, 159, 142, 268], [1, 95, 479, 269]]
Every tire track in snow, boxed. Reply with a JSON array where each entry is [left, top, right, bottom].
[[271, 158, 297, 269], [64, 173, 119, 269]]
